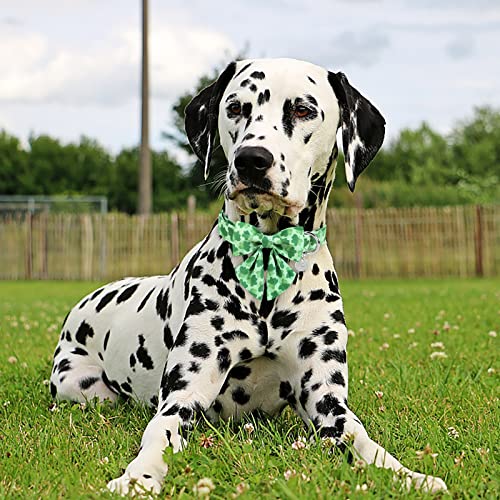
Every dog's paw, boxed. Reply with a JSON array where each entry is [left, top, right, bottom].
[[107, 472, 162, 497], [403, 472, 448, 493]]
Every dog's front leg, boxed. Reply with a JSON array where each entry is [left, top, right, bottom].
[[285, 319, 447, 493], [107, 315, 263, 496]]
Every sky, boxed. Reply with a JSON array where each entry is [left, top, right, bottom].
[[1, 0, 499, 156]]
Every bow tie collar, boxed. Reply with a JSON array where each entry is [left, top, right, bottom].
[[218, 211, 327, 300]]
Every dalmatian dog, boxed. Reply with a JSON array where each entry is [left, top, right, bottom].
[[50, 58, 447, 495]]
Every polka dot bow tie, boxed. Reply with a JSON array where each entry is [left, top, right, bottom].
[[218, 211, 327, 301]]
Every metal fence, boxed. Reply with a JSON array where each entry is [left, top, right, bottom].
[[0, 205, 498, 281]]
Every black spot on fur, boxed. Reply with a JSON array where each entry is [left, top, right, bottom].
[[223, 329, 249, 341], [137, 334, 154, 370], [271, 310, 298, 329], [188, 361, 200, 373], [242, 102, 252, 119], [321, 349, 347, 363], [72, 347, 88, 356], [239, 348, 252, 361], [236, 62, 252, 77], [229, 365, 252, 380], [121, 381, 132, 393], [162, 364, 188, 398], [175, 324, 188, 347], [299, 338, 317, 358], [75, 321, 94, 346], [185, 289, 205, 317], [79, 376, 99, 390], [307, 76, 316, 84], [58, 358, 71, 373], [163, 325, 174, 349], [304, 133, 312, 144], [65, 331, 71, 342], [211, 316, 224, 331], [312, 264, 320, 275], [282, 99, 294, 137], [190, 342, 211, 359], [232, 387, 251, 405], [137, 288, 155, 312], [316, 394, 346, 416], [103, 330, 110, 351], [250, 71, 265, 79], [90, 288, 104, 301], [217, 348, 231, 373], [224, 296, 250, 321], [117, 283, 139, 304], [309, 289, 325, 301], [331, 310, 345, 324], [301, 369, 313, 388], [324, 331, 338, 345], [96, 290, 118, 312], [330, 371, 346, 386], [50, 382, 57, 398]]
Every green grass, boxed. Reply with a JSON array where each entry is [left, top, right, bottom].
[[0, 279, 498, 499]]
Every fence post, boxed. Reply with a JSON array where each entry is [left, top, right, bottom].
[[474, 205, 484, 277], [25, 212, 33, 279], [354, 195, 363, 279], [171, 212, 179, 265], [187, 195, 196, 249]]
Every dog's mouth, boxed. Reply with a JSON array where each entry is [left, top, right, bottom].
[[228, 186, 303, 218]]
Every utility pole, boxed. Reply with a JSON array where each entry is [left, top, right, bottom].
[[138, 0, 152, 214]]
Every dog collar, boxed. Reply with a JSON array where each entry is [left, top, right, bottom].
[[218, 211, 327, 301]]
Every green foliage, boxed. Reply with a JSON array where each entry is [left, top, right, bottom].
[[333, 108, 500, 207], [0, 279, 498, 497], [1, 94, 499, 211]]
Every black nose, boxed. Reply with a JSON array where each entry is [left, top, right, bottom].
[[234, 147, 274, 179]]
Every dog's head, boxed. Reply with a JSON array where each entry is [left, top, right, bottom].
[[185, 58, 385, 218]]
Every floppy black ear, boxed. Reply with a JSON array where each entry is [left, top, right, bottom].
[[328, 71, 386, 192], [185, 62, 236, 180]]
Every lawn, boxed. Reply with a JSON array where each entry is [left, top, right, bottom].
[[0, 279, 498, 499]]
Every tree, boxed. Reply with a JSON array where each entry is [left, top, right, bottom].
[[0, 131, 29, 194]]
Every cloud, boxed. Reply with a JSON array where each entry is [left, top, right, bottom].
[[446, 36, 475, 60], [326, 30, 390, 67], [0, 23, 235, 106]]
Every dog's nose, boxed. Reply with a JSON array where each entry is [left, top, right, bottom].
[[234, 147, 274, 177]]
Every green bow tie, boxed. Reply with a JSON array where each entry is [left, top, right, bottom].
[[218, 211, 327, 300]]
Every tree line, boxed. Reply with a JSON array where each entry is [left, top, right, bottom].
[[1, 67, 498, 212]]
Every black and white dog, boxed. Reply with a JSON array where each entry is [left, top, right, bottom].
[[50, 59, 447, 495]]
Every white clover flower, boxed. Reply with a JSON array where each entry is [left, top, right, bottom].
[[374, 391, 384, 399], [291, 436, 307, 450], [7, 356, 17, 364], [193, 478, 215, 497], [430, 351, 448, 359], [407, 328, 415, 334], [447, 427, 459, 439], [243, 423, 254, 434], [355, 483, 368, 491], [487, 367, 495, 375], [431, 342, 445, 349], [284, 469, 296, 481], [379, 343, 389, 351], [488, 331, 497, 338]]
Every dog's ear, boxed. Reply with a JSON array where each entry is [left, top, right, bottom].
[[328, 72, 386, 192], [185, 62, 237, 180]]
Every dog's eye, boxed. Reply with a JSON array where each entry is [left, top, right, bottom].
[[227, 102, 242, 116], [294, 105, 312, 119]]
